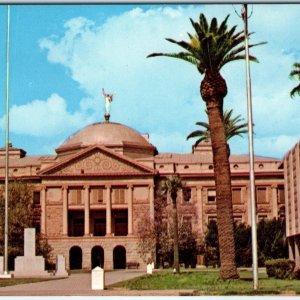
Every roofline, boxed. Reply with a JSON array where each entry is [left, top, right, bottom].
[[40, 145, 156, 175]]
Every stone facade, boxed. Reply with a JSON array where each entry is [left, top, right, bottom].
[[283, 141, 300, 267], [0, 122, 285, 271]]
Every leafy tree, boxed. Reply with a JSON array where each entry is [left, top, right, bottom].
[[290, 62, 300, 98], [0, 180, 52, 270], [158, 175, 183, 274], [205, 218, 287, 268], [148, 13, 264, 279], [257, 218, 288, 266]]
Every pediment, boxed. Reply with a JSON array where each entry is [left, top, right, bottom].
[[40, 146, 154, 176]]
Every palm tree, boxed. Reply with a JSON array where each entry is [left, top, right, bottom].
[[159, 175, 183, 274], [290, 63, 300, 98], [148, 13, 264, 279], [187, 109, 248, 156]]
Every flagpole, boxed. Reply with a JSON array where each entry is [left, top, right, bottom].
[[242, 4, 258, 290], [3, 4, 11, 277]]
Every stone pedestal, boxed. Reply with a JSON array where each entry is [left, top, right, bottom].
[[55, 255, 68, 277], [147, 263, 153, 274], [91, 266, 105, 290], [14, 228, 49, 277]]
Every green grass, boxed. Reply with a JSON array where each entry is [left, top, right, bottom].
[[0, 277, 60, 287], [110, 269, 300, 295]]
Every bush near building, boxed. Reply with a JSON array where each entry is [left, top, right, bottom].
[[265, 259, 295, 279], [204, 218, 288, 267]]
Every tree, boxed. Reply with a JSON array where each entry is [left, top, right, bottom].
[[187, 109, 248, 149], [257, 218, 288, 266], [290, 62, 300, 98], [205, 218, 287, 268], [0, 180, 52, 269], [148, 13, 264, 279], [158, 175, 183, 274], [137, 187, 198, 269]]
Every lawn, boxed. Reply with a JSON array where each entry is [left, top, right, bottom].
[[0, 277, 60, 288], [110, 269, 300, 295]]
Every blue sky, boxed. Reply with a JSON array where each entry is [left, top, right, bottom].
[[0, 4, 300, 158]]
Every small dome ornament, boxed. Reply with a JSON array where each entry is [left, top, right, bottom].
[[102, 88, 114, 123]]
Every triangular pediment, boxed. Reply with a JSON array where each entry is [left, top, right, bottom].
[[40, 145, 155, 176]]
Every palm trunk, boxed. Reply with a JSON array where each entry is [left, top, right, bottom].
[[171, 192, 180, 274], [201, 71, 239, 279]]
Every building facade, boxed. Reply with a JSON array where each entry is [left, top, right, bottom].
[[0, 120, 285, 270], [283, 141, 300, 267]]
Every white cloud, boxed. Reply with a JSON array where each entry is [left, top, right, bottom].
[[33, 5, 300, 157], [0, 94, 88, 137]]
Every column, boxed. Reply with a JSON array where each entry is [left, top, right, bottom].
[[196, 186, 203, 235], [271, 184, 278, 219], [84, 185, 90, 236], [62, 186, 68, 236], [127, 185, 133, 236], [149, 184, 155, 221], [40, 186, 46, 235], [106, 185, 112, 236]]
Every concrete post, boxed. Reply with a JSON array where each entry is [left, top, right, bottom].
[[91, 266, 104, 290]]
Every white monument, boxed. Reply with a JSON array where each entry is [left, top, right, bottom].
[[147, 263, 153, 274], [55, 255, 68, 277], [91, 266, 105, 290], [14, 228, 49, 277]]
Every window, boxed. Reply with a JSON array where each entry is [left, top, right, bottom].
[[69, 189, 83, 205], [113, 188, 126, 204], [33, 191, 40, 205], [207, 189, 216, 202], [183, 187, 191, 202], [232, 188, 242, 204], [277, 186, 285, 204], [208, 216, 217, 224], [234, 216, 243, 224], [258, 215, 268, 222], [91, 188, 104, 204], [256, 187, 268, 204]]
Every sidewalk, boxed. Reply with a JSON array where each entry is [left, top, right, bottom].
[[0, 270, 195, 296]]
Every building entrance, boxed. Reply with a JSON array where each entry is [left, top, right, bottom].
[[113, 245, 126, 269], [69, 246, 82, 270], [91, 246, 104, 269]]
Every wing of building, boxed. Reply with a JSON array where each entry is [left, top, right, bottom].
[[0, 121, 284, 270]]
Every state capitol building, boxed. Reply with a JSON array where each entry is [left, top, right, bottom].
[[0, 117, 287, 271]]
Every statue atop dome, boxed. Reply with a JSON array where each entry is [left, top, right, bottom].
[[102, 88, 113, 122]]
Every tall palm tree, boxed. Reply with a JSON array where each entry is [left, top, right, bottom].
[[148, 13, 264, 279], [187, 109, 248, 156], [290, 63, 300, 98], [159, 175, 183, 274]]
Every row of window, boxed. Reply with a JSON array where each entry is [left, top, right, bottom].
[[206, 186, 285, 205], [34, 185, 285, 206]]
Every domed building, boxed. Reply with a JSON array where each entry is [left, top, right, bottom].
[[0, 118, 285, 271]]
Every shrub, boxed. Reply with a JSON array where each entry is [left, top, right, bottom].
[[265, 259, 295, 279], [292, 267, 300, 280]]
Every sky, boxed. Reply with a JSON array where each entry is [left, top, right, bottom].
[[0, 4, 300, 158]]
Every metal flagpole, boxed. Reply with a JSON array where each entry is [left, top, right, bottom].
[[3, 4, 11, 276], [242, 4, 258, 290]]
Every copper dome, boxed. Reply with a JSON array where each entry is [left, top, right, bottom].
[[56, 122, 155, 157]]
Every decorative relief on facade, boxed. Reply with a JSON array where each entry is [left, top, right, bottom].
[[53, 151, 145, 175]]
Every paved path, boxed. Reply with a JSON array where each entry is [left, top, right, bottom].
[[0, 270, 194, 296]]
